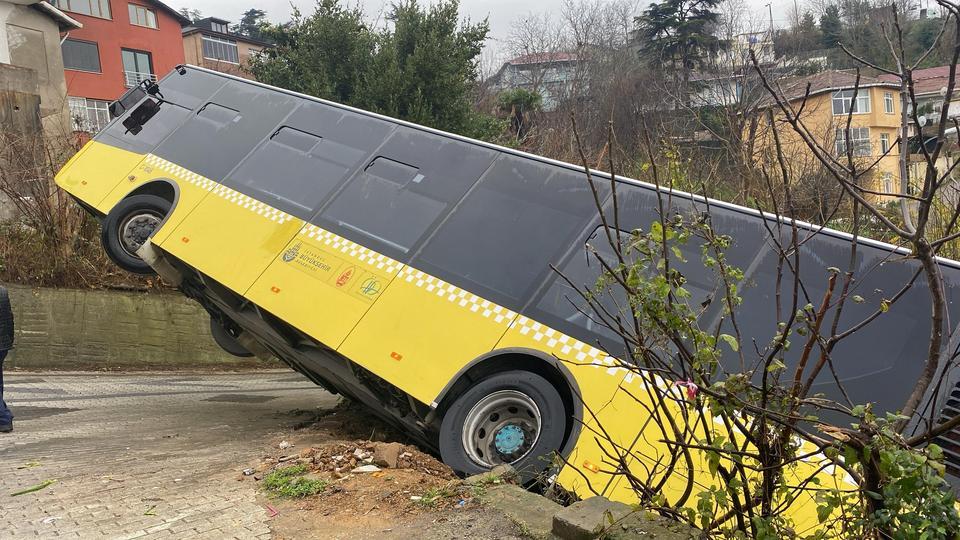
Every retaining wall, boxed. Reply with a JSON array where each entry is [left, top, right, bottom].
[[5, 285, 276, 370]]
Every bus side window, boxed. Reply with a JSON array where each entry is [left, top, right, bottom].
[[153, 81, 298, 181], [414, 158, 608, 307], [530, 226, 633, 358], [225, 103, 396, 221], [317, 127, 497, 260]]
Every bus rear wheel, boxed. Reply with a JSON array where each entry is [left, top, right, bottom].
[[101, 194, 171, 274], [209, 318, 254, 358], [439, 370, 566, 484]]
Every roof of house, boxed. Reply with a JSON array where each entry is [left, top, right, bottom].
[[507, 52, 578, 66], [29, 0, 82, 30], [182, 17, 272, 47], [772, 69, 899, 102], [879, 65, 959, 95]]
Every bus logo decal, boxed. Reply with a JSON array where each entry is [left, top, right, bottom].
[[336, 267, 356, 287], [281, 244, 300, 263], [360, 278, 382, 296]]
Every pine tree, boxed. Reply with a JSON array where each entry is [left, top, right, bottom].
[[235, 9, 268, 40], [820, 5, 843, 48], [635, 0, 723, 104]]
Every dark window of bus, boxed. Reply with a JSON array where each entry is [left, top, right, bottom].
[[415, 158, 608, 307], [153, 82, 298, 180], [97, 100, 192, 154], [225, 103, 395, 220], [530, 225, 633, 357], [318, 128, 496, 260]]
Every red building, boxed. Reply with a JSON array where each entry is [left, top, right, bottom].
[[52, 0, 189, 132]]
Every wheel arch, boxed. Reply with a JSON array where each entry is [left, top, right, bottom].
[[433, 347, 584, 460], [121, 179, 179, 208], [116, 179, 180, 227]]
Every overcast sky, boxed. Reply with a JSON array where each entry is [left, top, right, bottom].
[[179, 0, 796, 63]]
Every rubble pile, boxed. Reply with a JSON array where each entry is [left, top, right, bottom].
[[250, 439, 456, 484]]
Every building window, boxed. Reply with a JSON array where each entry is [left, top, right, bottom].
[[53, 0, 111, 19], [832, 89, 871, 115], [121, 49, 154, 87], [61, 39, 101, 73], [882, 173, 895, 193], [128, 4, 157, 28], [202, 35, 239, 64], [211, 21, 228, 33], [68, 96, 111, 132], [880, 133, 891, 154], [835, 127, 872, 157], [884, 92, 895, 114]]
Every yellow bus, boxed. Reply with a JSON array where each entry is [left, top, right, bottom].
[[55, 66, 960, 529]]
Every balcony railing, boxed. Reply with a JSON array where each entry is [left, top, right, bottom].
[[124, 71, 157, 88]]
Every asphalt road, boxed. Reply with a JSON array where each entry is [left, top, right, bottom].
[[0, 370, 336, 539]]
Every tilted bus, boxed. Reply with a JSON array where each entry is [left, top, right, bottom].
[[55, 66, 960, 525]]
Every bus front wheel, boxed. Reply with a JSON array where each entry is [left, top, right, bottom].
[[438, 370, 566, 483], [101, 194, 171, 274]]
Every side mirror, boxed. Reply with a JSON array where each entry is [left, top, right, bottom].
[[122, 98, 161, 135]]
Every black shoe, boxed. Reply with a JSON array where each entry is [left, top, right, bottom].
[[0, 423, 11, 433]]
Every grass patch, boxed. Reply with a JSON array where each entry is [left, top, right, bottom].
[[414, 484, 456, 507], [261, 465, 327, 498]]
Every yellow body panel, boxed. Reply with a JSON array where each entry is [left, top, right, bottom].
[[338, 267, 517, 405], [54, 142, 144, 212], [160, 184, 303, 294], [247, 225, 404, 348]]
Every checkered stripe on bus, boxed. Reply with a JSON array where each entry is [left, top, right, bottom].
[[400, 267, 516, 325], [144, 154, 216, 191], [299, 224, 403, 275], [210, 184, 294, 224], [144, 154, 294, 225], [509, 315, 620, 372]]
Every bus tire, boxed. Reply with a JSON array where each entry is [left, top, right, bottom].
[[439, 370, 566, 483], [101, 194, 171, 274], [209, 318, 254, 358]]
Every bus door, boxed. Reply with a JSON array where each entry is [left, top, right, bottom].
[[308, 130, 500, 400], [494, 210, 641, 498], [155, 80, 304, 294], [244, 105, 400, 347], [339, 155, 603, 406]]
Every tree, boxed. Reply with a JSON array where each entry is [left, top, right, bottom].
[[234, 8, 268, 40], [178, 7, 202, 23], [635, 0, 724, 103], [819, 4, 842, 47], [497, 88, 542, 138], [250, 0, 502, 141]]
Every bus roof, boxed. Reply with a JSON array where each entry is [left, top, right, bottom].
[[172, 64, 955, 271]]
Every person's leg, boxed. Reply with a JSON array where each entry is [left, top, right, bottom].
[[0, 350, 11, 430]]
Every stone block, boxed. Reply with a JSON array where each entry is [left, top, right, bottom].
[[553, 496, 703, 540], [478, 484, 561, 540]]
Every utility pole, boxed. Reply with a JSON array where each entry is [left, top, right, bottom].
[[766, 2, 774, 37]]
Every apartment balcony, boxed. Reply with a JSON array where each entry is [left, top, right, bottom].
[[124, 71, 157, 88]]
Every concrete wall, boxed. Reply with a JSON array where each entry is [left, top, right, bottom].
[[2, 1, 71, 133], [5, 285, 277, 370]]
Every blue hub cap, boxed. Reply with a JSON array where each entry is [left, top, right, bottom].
[[494, 424, 525, 455]]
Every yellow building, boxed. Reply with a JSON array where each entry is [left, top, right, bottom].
[[755, 70, 902, 200]]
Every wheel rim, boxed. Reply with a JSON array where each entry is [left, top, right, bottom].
[[118, 211, 162, 257], [461, 390, 542, 468]]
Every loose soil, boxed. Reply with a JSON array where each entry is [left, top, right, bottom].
[[247, 401, 528, 540]]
